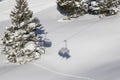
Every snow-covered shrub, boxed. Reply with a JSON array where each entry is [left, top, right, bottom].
[[1, 0, 46, 64], [88, 0, 119, 16], [57, 0, 88, 19], [88, 1, 101, 15], [57, 0, 119, 19], [99, 0, 119, 16]]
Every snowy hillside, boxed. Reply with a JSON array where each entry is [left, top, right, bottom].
[[0, 0, 56, 21], [0, 0, 120, 80]]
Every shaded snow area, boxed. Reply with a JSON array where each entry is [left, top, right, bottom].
[[0, 0, 120, 80]]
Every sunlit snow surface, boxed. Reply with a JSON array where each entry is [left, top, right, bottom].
[[0, 0, 56, 21], [0, 0, 120, 80]]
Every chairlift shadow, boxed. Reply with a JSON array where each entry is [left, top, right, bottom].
[[58, 40, 71, 59]]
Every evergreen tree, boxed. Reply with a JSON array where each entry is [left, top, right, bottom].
[[57, 0, 119, 19], [88, 0, 101, 15], [1, 0, 45, 64], [98, 0, 119, 16], [57, 0, 87, 19]]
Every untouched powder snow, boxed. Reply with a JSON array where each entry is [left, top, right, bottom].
[[0, 0, 120, 80]]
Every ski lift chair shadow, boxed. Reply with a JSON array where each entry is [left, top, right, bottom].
[[58, 40, 71, 59]]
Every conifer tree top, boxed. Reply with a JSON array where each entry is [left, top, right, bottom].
[[10, 0, 33, 26]]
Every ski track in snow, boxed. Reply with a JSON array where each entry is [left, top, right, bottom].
[[32, 63, 96, 80], [49, 17, 102, 47]]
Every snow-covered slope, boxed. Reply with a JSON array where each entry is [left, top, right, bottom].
[[0, 0, 120, 80], [0, 0, 56, 21]]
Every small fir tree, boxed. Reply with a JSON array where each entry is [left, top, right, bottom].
[[57, 0, 87, 19], [97, 0, 118, 17], [89, 0, 119, 17]]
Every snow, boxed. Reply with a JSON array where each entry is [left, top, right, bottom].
[[0, 0, 56, 22], [24, 41, 36, 51], [0, 0, 120, 80]]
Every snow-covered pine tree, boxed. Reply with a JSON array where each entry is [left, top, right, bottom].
[[74, 0, 88, 16], [98, 0, 119, 17], [57, 0, 87, 19], [1, 0, 45, 64], [88, 0, 101, 15], [57, 0, 76, 19]]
